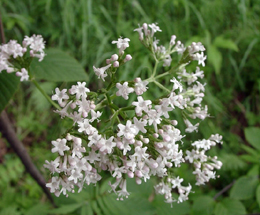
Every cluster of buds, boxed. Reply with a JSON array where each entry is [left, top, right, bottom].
[[0, 35, 45, 81], [44, 23, 223, 205]]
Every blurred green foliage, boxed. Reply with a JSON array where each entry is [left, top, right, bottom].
[[0, 0, 260, 214]]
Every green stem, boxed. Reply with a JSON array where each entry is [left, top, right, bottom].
[[154, 80, 171, 93], [151, 60, 159, 77], [31, 79, 61, 110]]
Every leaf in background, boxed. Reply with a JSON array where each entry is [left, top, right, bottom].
[[49, 203, 83, 214], [0, 72, 20, 114], [214, 198, 246, 215], [25, 203, 50, 215], [213, 36, 239, 51], [230, 175, 259, 200], [244, 127, 260, 151], [207, 45, 222, 75], [152, 194, 190, 215], [30, 82, 56, 111], [191, 196, 215, 215], [256, 184, 260, 208], [219, 153, 246, 171], [30, 48, 88, 82]]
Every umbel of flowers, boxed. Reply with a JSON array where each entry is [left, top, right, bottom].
[[0, 35, 45, 81], [0, 23, 222, 205]]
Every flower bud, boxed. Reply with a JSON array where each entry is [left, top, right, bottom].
[[113, 61, 119, 67], [111, 54, 119, 61], [124, 54, 132, 62]]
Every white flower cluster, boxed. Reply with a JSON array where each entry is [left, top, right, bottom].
[[0, 35, 45, 81], [45, 23, 222, 205]]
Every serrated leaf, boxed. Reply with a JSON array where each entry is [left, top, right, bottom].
[[213, 36, 239, 51], [0, 72, 20, 114], [230, 175, 259, 200], [214, 198, 246, 215], [219, 153, 246, 171], [30, 48, 88, 82], [244, 127, 260, 151], [191, 196, 215, 215], [207, 45, 222, 75], [256, 185, 260, 208], [49, 203, 83, 214]]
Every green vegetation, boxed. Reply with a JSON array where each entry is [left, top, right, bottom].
[[0, 0, 259, 214]]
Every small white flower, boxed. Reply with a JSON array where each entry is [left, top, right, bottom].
[[112, 37, 130, 49], [51, 138, 70, 156], [134, 78, 149, 95], [132, 96, 151, 115], [93, 64, 111, 81], [69, 82, 90, 99], [148, 23, 162, 37], [52, 88, 69, 106], [16, 68, 29, 82], [193, 52, 207, 67], [116, 82, 134, 100]]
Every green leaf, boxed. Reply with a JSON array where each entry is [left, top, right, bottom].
[[25, 203, 50, 215], [230, 175, 259, 200], [152, 194, 190, 215], [256, 184, 260, 208], [214, 198, 246, 215], [30, 48, 88, 82], [191, 195, 215, 215], [213, 36, 239, 51], [49, 203, 83, 214], [244, 127, 260, 151], [207, 45, 222, 75], [0, 72, 20, 114]]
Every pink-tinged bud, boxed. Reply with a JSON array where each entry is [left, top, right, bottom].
[[155, 142, 163, 148], [150, 161, 158, 169], [70, 102, 76, 109], [135, 177, 142, 185], [128, 171, 134, 178], [143, 23, 148, 36], [129, 138, 135, 144], [166, 162, 172, 168], [163, 135, 171, 142], [90, 103, 96, 109], [111, 54, 118, 61], [124, 54, 132, 62], [153, 133, 159, 138], [30, 50, 34, 57], [82, 112, 88, 118], [66, 133, 72, 141], [106, 59, 111, 64], [113, 61, 119, 67], [135, 140, 143, 147], [117, 141, 123, 149], [171, 120, 178, 126], [135, 170, 143, 178], [134, 77, 141, 83], [143, 115, 148, 120], [22, 48, 27, 53], [143, 138, 149, 144], [158, 129, 164, 135]]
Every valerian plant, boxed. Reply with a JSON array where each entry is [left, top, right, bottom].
[[0, 23, 223, 206]]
